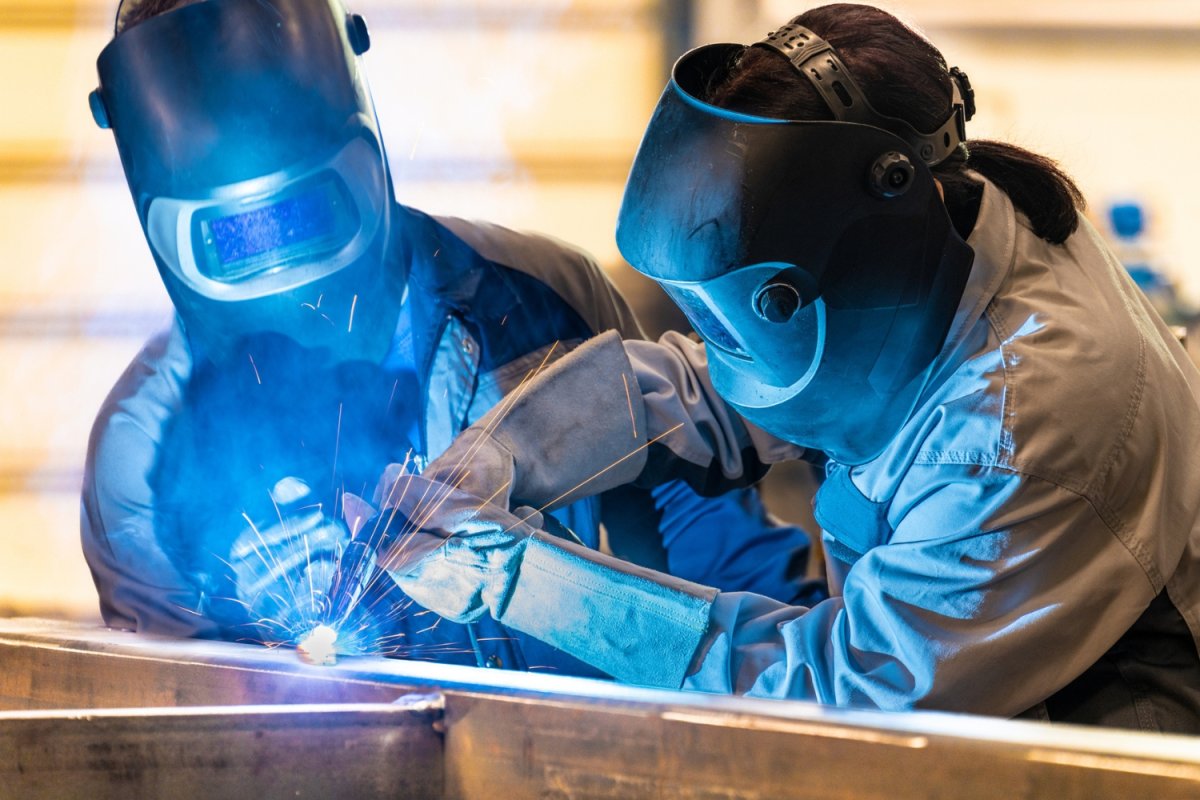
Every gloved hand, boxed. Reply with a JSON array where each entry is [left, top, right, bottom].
[[416, 331, 650, 514], [374, 472, 719, 688], [372, 473, 546, 625], [230, 476, 374, 642]]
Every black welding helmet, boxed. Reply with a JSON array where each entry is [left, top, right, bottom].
[[616, 26, 976, 464], [89, 0, 402, 364]]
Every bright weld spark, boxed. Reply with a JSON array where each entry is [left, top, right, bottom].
[[386, 379, 398, 415], [471, 479, 513, 513], [332, 402, 343, 488], [259, 498, 305, 602], [297, 624, 338, 666], [622, 373, 637, 439], [248, 354, 262, 385], [347, 294, 358, 332], [239, 511, 291, 592], [408, 119, 426, 160], [305, 534, 316, 612], [171, 603, 207, 618]]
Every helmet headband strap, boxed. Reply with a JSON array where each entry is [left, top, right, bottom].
[[754, 23, 968, 166]]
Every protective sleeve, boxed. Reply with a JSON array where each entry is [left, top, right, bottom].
[[78, 319, 217, 637], [682, 464, 1158, 716]]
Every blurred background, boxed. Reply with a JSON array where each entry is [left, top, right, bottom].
[[2, 0, 1199, 620]]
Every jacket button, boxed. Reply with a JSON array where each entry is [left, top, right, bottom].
[[485, 654, 503, 669], [461, 337, 475, 356]]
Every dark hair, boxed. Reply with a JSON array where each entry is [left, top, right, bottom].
[[116, 0, 193, 33], [706, 4, 1085, 244]]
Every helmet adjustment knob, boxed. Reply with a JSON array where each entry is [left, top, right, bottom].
[[347, 14, 371, 55]]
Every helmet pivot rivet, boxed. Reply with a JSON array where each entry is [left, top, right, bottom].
[[869, 151, 915, 199]]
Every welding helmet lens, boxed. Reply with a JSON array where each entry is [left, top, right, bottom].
[[144, 137, 384, 303], [198, 177, 357, 284]]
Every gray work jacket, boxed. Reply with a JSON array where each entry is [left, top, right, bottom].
[[623, 178, 1200, 728]]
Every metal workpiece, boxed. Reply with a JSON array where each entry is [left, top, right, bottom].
[[1, 703, 443, 800], [3, 619, 1200, 799]]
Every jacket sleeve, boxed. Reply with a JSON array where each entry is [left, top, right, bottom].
[[684, 463, 1158, 716], [79, 320, 219, 638]]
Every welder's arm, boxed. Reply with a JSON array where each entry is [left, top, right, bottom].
[[393, 467, 1155, 715], [681, 466, 1158, 716], [81, 321, 220, 637], [414, 330, 802, 514]]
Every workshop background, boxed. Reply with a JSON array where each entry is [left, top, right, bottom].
[[2, 0, 1198, 620]]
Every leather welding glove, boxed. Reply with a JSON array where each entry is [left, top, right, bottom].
[[380, 474, 717, 688], [230, 476, 365, 640], [410, 330, 650, 513]]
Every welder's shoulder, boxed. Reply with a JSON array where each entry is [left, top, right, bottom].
[[85, 320, 193, 498], [434, 215, 645, 339]]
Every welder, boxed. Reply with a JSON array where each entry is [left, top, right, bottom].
[[80, 0, 818, 671], [375, 4, 1200, 731]]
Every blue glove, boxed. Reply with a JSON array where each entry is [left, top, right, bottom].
[[378, 474, 718, 688], [230, 476, 375, 643]]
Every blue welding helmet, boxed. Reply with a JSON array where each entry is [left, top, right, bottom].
[[88, 0, 402, 364], [616, 30, 975, 464]]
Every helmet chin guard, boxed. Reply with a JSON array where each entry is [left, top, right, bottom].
[[617, 38, 975, 463]]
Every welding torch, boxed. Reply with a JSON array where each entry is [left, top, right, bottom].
[[317, 526, 376, 628], [296, 523, 376, 666]]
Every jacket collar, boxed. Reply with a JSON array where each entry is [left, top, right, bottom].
[[930, 175, 1019, 378]]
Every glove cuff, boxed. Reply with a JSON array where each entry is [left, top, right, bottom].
[[497, 531, 716, 688], [487, 330, 650, 509], [422, 428, 516, 511]]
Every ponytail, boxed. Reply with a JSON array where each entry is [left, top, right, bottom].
[[941, 140, 1084, 244]]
